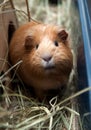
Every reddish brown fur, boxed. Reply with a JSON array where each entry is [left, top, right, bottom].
[[9, 21, 73, 100]]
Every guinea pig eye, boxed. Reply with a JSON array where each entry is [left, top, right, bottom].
[[36, 44, 39, 49], [54, 41, 59, 47]]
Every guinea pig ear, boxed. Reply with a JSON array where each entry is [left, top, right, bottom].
[[25, 36, 33, 50], [58, 29, 68, 42]]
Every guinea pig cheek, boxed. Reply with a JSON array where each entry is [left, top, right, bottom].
[[31, 53, 42, 69]]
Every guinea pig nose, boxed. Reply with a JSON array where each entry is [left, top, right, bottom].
[[42, 55, 52, 62]]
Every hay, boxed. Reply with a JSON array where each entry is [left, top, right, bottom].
[[0, 0, 90, 130], [1, 83, 91, 130]]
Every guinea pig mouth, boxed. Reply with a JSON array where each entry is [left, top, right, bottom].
[[42, 59, 55, 71], [44, 64, 55, 70], [45, 66, 55, 70]]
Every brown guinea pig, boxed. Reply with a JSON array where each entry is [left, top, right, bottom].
[[9, 21, 73, 100]]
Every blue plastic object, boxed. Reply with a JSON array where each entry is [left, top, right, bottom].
[[77, 0, 91, 109]]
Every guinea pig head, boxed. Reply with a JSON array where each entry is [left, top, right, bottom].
[[22, 25, 73, 90]]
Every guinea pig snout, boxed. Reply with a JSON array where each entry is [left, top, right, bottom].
[[42, 55, 52, 62], [41, 53, 55, 69]]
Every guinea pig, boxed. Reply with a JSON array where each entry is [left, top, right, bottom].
[[9, 21, 73, 100]]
